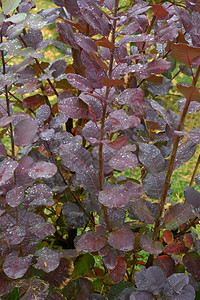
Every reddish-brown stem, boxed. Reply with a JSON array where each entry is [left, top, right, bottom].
[[98, 0, 119, 232]]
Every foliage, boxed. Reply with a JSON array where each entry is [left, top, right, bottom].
[[0, 0, 200, 298]]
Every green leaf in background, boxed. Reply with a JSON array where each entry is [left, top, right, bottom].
[[2, 0, 22, 15], [73, 254, 95, 278]]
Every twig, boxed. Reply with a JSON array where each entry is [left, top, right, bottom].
[[190, 155, 200, 186]]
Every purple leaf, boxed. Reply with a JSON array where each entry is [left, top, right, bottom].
[[135, 266, 165, 295], [184, 186, 200, 213], [24, 183, 54, 208], [58, 91, 88, 119], [143, 173, 168, 199], [118, 34, 154, 46], [174, 141, 197, 169], [56, 22, 79, 49], [77, 167, 99, 192], [165, 242, 188, 254], [14, 119, 38, 147], [36, 104, 51, 122], [0, 271, 15, 296], [5, 225, 26, 245], [99, 182, 141, 208], [75, 33, 98, 54], [19, 278, 49, 300], [155, 22, 178, 43], [164, 203, 192, 230], [178, 98, 200, 114], [126, 59, 171, 79], [183, 252, 200, 281], [63, 0, 80, 17], [140, 235, 164, 255], [116, 88, 144, 108], [109, 109, 140, 132], [28, 161, 57, 179], [60, 141, 93, 174], [0, 141, 7, 158], [31, 221, 55, 239], [44, 258, 74, 289], [154, 255, 175, 277], [0, 159, 18, 186], [103, 248, 118, 270], [131, 291, 154, 300], [139, 143, 165, 175], [79, 93, 103, 121], [3, 252, 32, 279], [15, 156, 34, 187], [76, 231, 106, 253], [6, 186, 24, 207], [108, 225, 135, 251], [35, 247, 60, 273], [62, 203, 87, 228], [109, 257, 126, 283], [108, 145, 138, 171], [66, 74, 93, 92], [130, 198, 155, 224]]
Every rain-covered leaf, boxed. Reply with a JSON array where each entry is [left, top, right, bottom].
[[14, 119, 38, 147], [139, 143, 165, 175], [99, 182, 142, 209], [147, 78, 173, 96], [108, 145, 138, 171], [6, 186, 24, 207], [103, 248, 118, 270], [164, 203, 192, 230], [3, 252, 32, 279], [143, 173, 168, 199], [75, 33, 98, 54], [171, 43, 200, 66], [108, 225, 134, 251], [0, 141, 7, 158], [109, 109, 140, 132], [44, 258, 74, 289], [62, 203, 87, 228], [2, 0, 21, 14], [5, 225, 26, 245], [0, 159, 18, 186], [109, 257, 126, 283], [31, 221, 55, 239], [76, 231, 106, 253], [35, 247, 60, 273], [116, 88, 145, 108], [36, 104, 51, 122], [58, 91, 88, 119], [24, 183, 54, 207], [23, 94, 46, 109], [154, 255, 175, 277], [130, 198, 155, 224], [135, 266, 165, 295], [79, 93, 102, 121], [184, 186, 200, 213], [155, 22, 178, 43], [66, 73, 93, 92], [178, 98, 200, 114], [59, 141, 93, 174], [28, 161, 57, 179], [140, 235, 164, 255], [56, 22, 79, 49], [183, 252, 200, 281]]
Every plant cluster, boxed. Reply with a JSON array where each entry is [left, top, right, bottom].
[[0, 0, 200, 298]]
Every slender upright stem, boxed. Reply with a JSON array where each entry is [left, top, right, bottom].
[[98, 0, 119, 232], [190, 155, 200, 186]]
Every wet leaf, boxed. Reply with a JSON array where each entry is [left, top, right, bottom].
[[28, 161, 57, 179], [58, 91, 88, 119], [184, 186, 200, 213], [109, 257, 126, 283], [2, 0, 21, 14], [165, 242, 188, 254], [56, 22, 79, 49], [154, 255, 175, 277], [164, 203, 192, 230], [62, 203, 87, 228], [36, 104, 51, 122], [20, 278, 49, 300], [108, 145, 138, 171], [5, 225, 26, 245], [130, 198, 155, 224], [6, 186, 24, 207], [66, 73, 93, 92], [103, 248, 118, 270], [75, 33, 98, 54], [183, 252, 200, 280], [76, 231, 106, 253], [109, 109, 140, 132], [35, 247, 60, 273], [140, 235, 164, 255], [25, 183, 54, 208], [108, 225, 134, 251], [3, 252, 32, 279], [0, 271, 15, 296], [0, 159, 18, 186], [14, 119, 38, 147]]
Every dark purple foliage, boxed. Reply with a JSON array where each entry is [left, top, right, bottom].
[[0, 0, 199, 298]]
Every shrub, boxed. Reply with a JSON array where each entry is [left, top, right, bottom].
[[0, 0, 200, 298]]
